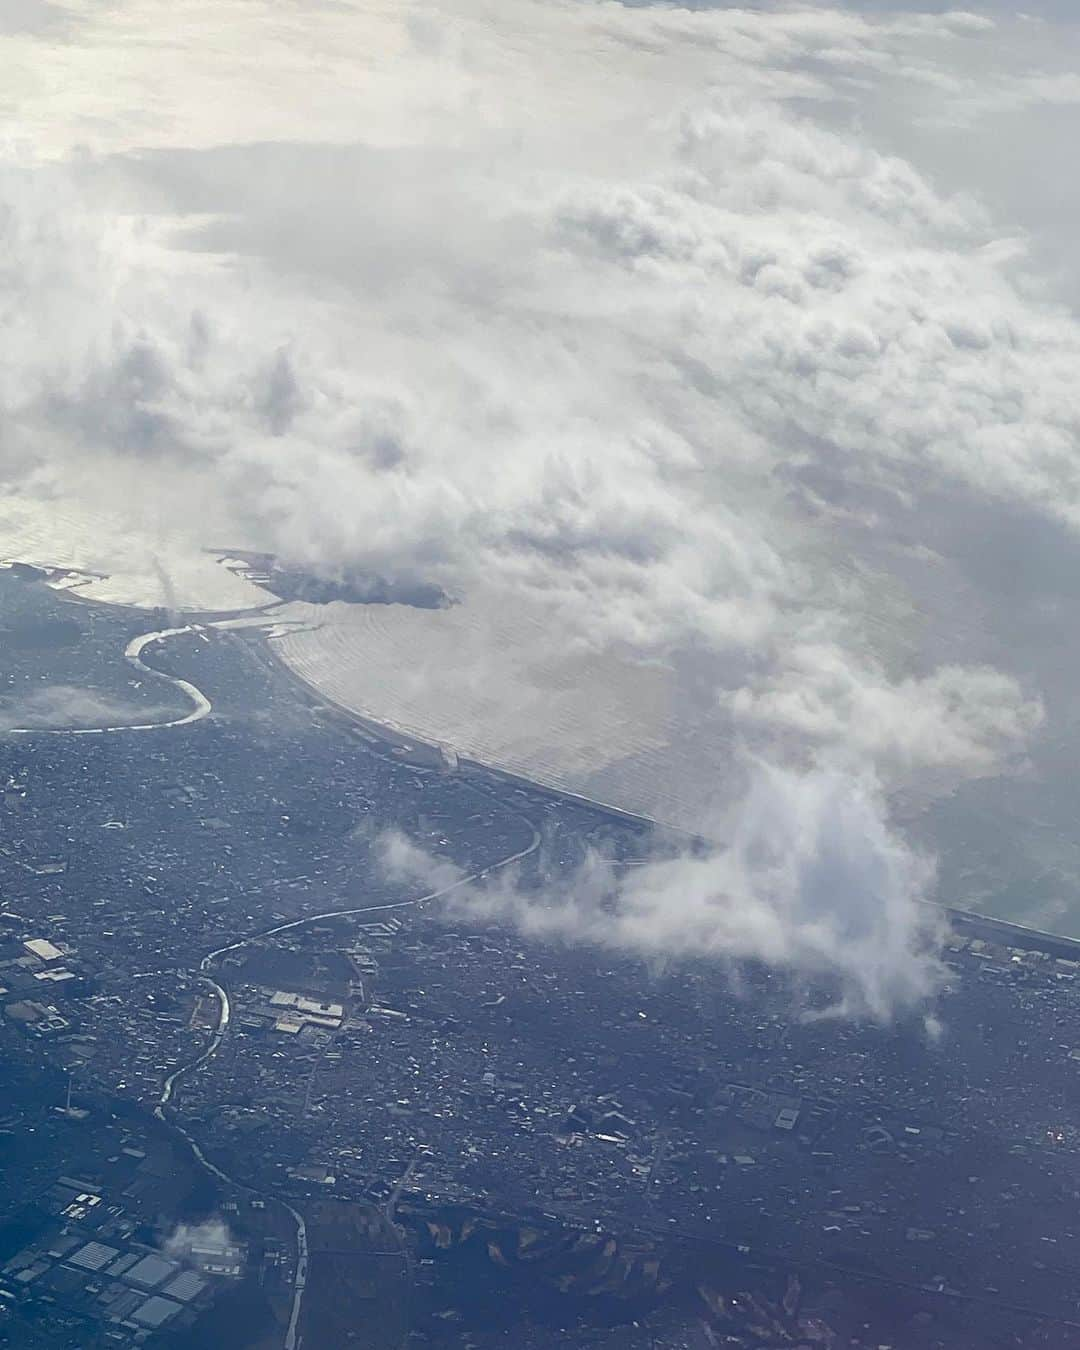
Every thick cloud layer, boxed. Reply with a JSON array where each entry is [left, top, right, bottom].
[[5, 0, 1080, 989], [0, 684, 171, 732], [1, 4, 1058, 777]]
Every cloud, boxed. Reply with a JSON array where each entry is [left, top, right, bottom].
[[731, 646, 1044, 779], [0, 684, 171, 732], [2, 0, 1078, 948], [0, 100, 1054, 790], [378, 763, 944, 1022], [162, 1216, 233, 1261]]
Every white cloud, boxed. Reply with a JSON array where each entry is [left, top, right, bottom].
[[379, 763, 944, 1022], [3, 0, 1080, 975], [731, 645, 1044, 779], [0, 684, 171, 732], [162, 1217, 234, 1261]]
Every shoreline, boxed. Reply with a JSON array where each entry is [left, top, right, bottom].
[[7, 564, 1080, 960], [251, 629, 1080, 961], [941, 905, 1080, 961]]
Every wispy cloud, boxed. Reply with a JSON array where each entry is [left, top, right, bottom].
[[379, 763, 944, 1022], [0, 684, 171, 732]]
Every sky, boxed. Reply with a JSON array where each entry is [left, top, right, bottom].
[[5, 0, 1080, 1013]]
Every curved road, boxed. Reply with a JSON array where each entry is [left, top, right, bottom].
[[179, 814, 540, 1350]]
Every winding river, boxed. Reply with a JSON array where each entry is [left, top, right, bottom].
[[9, 626, 212, 736]]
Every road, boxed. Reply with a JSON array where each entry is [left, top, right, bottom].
[[16, 614, 539, 1348], [161, 812, 540, 1349]]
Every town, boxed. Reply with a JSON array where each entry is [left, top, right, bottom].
[[3, 567, 1080, 1348]]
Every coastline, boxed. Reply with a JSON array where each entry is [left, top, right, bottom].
[[8, 561, 1080, 960], [250, 626, 1080, 962]]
